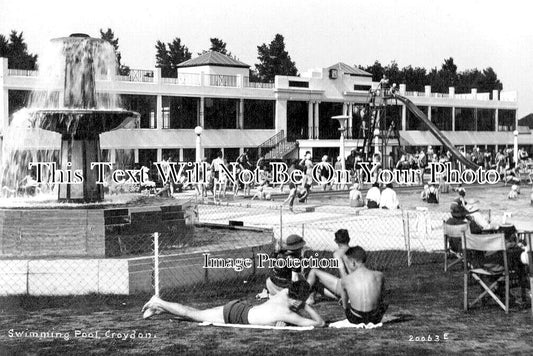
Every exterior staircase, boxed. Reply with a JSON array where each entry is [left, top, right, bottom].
[[257, 130, 298, 159]]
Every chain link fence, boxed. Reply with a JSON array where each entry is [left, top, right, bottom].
[[0, 197, 493, 301]]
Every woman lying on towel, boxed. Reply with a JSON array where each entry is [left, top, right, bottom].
[[142, 280, 325, 327]]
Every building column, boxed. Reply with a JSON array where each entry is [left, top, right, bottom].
[[110, 149, 116, 164], [134, 149, 139, 164], [308, 101, 314, 139], [427, 106, 432, 122], [452, 107, 456, 131], [238, 98, 244, 129], [314, 101, 320, 139], [0, 58, 9, 134], [179, 148, 184, 162], [348, 103, 353, 139], [495, 108, 499, 132], [157, 148, 163, 162], [275, 98, 287, 135], [199, 97, 205, 127], [156, 95, 163, 129], [342, 103, 348, 116], [401, 105, 407, 131]]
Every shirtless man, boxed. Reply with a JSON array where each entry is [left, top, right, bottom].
[[306, 229, 351, 304], [341, 246, 387, 324], [141, 280, 325, 327]]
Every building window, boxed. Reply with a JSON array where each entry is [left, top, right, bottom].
[[162, 96, 199, 129], [455, 108, 476, 131], [288, 81, 309, 88], [406, 106, 429, 130], [477, 109, 495, 131], [121, 94, 157, 129], [287, 101, 309, 141], [162, 149, 180, 161], [224, 148, 241, 163], [8, 90, 31, 124], [204, 98, 238, 129], [498, 109, 516, 131], [183, 148, 196, 162], [381, 105, 402, 132], [243, 100, 275, 129], [431, 107, 452, 131]]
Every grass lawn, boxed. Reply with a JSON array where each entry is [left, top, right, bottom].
[[1, 259, 532, 355]]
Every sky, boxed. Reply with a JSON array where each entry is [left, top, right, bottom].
[[1, 0, 532, 117]]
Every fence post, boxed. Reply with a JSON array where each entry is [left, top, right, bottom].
[[278, 205, 283, 251], [402, 211, 411, 267], [153, 232, 160, 296]]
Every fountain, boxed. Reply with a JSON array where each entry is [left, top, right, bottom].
[[0, 33, 194, 262], [11, 33, 139, 202]]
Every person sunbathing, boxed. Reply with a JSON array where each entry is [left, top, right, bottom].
[[141, 280, 325, 327], [340, 247, 387, 325]]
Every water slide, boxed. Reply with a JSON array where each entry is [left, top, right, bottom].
[[388, 94, 479, 170]]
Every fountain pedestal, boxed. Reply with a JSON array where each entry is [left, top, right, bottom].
[[30, 109, 137, 202]]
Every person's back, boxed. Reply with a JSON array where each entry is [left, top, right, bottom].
[[340, 246, 386, 324], [342, 267, 383, 313], [366, 184, 381, 208], [379, 185, 399, 209]]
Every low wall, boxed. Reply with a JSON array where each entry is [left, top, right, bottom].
[[0, 209, 105, 257], [0, 258, 129, 295], [0, 224, 274, 296]]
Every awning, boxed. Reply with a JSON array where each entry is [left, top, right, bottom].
[[398, 131, 533, 146], [2, 128, 277, 150]]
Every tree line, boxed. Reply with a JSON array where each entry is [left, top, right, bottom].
[[359, 57, 503, 94], [0, 29, 503, 94]]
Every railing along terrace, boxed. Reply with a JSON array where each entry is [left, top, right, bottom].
[[115, 69, 154, 83], [243, 77, 274, 89], [7, 68, 38, 77], [405, 91, 424, 97], [161, 73, 201, 86], [207, 74, 237, 87], [259, 130, 285, 148]]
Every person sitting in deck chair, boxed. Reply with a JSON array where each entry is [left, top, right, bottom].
[[142, 280, 325, 327]]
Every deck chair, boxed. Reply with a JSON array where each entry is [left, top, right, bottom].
[[461, 232, 511, 313], [517, 231, 533, 316], [443, 221, 468, 272]]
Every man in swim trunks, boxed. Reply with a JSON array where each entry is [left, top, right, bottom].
[[141, 280, 325, 327], [306, 229, 351, 304], [341, 246, 387, 324]]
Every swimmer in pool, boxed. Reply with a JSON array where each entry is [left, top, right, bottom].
[[141, 280, 325, 327]]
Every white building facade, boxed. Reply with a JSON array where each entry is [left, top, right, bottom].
[[0, 52, 526, 167]]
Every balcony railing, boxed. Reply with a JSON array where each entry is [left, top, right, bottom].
[[161, 73, 201, 86], [115, 69, 154, 83], [243, 77, 274, 89], [207, 74, 237, 87], [7, 69, 38, 77]]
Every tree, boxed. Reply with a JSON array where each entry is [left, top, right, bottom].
[[0, 31, 38, 70], [358, 57, 503, 94], [155, 37, 191, 78], [99, 28, 130, 76], [255, 34, 298, 82], [358, 60, 384, 82], [209, 38, 228, 54]]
